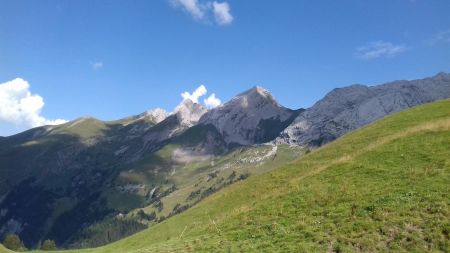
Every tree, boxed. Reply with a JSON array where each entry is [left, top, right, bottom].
[[40, 239, 57, 251], [2, 234, 27, 251]]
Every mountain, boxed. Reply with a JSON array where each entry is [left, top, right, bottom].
[[34, 98, 450, 253], [137, 99, 207, 156], [278, 72, 450, 146], [199, 86, 301, 145], [0, 87, 300, 249], [0, 101, 208, 248], [1, 73, 449, 250]]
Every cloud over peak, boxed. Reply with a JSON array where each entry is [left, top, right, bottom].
[[181, 84, 207, 103], [180, 84, 221, 109], [204, 93, 221, 108], [0, 78, 67, 130], [170, 0, 233, 25], [356, 41, 408, 60]]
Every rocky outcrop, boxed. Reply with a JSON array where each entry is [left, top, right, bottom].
[[278, 72, 450, 146], [145, 108, 169, 124], [142, 100, 207, 146], [174, 99, 208, 127]]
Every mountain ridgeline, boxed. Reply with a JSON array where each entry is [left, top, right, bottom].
[[0, 73, 449, 249], [278, 72, 450, 146]]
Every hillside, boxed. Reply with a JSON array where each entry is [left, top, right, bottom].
[[30, 99, 450, 252], [0, 90, 302, 248], [0, 245, 12, 253], [1, 73, 449, 249]]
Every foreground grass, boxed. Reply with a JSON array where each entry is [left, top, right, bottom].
[[30, 99, 449, 252], [0, 245, 13, 253]]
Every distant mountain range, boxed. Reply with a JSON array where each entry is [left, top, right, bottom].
[[0, 72, 449, 249]]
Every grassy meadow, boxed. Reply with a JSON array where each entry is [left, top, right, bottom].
[[5, 99, 449, 252]]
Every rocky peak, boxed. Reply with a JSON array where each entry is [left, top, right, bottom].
[[174, 99, 207, 127], [430, 72, 450, 82], [230, 86, 279, 108], [145, 108, 168, 124], [200, 86, 296, 145], [240, 85, 271, 97]]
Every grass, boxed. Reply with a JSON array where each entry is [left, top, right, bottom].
[[0, 245, 12, 253], [132, 143, 304, 219], [0, 112, 303, 248], [22, 99, 450, 252], [50, 117, 109, 140]]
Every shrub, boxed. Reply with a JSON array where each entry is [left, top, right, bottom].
[[40, 239, 57, 251], [137, 210, 156, 221], [3, 234, 27, 251]]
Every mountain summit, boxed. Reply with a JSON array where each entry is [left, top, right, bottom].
[[174, 99, 207, 127], [199, 86, 300, 145]]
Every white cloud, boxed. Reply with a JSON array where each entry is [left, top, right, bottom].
[[179, 84, 222, 109], [170, 0, 206, 20], [0, 78, 67, 129], [212, 1, 233, 25], [170, 0, 233, 25], [92, 61, 103, 70], [204, 93, 221, 108], [356, 41, 407, 60], [181, 84, 207, 103]]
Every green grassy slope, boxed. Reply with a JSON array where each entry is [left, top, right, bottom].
[[0, 245, 12, 253], [0, 112, 304, 248], [127, 144, 304, 220], [37, 99, 450, 252]]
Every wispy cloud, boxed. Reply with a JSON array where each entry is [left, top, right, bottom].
[[92, 61, 103, 70], [204, 93, 221, 108], [170, 0, 233, 26], [0, 78, 67, 129], [429, 30, 450, 45], [212, 1, 233, 25], [170, 0, 206, 20], [356, 41, 408, 60]]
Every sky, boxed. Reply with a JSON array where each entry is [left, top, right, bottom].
[[1, 0, 450, 136]]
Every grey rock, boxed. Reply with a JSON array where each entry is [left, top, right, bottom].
[[141, 99, 207, 150], [278, 72, 450, 146], [200, 86, 299, 145]]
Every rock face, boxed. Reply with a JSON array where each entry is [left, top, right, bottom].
[[199, 86, 299, 145], [141, 99, 207, 152], [145, 108, 169, 124], [174, 99, 208, 127], [278, 72, 450, 146]]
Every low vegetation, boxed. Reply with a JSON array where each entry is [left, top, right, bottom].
[[9, 99, 450, 252], [40, 240, 57, 251], [0, 244, 13, 253], [2, 235, 26, 252]]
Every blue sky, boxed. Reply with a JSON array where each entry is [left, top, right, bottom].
[[1, 0, 450, 136]]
